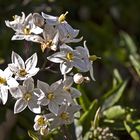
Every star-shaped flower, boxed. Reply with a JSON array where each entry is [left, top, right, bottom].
[[47, 44, 87, 74], [8, 51, 39, 80], [37, 79, 72, 115], [0, 67, 19, 105], [10, 78, 41, 114]]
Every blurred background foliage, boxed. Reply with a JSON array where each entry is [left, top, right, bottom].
[[1, 0, 140, 139]]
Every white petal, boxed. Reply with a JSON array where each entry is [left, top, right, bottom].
[[8, 63, 19, 74], [28, 101, 41, 114], [7, 77, 19, 87], [89, 63, 95, 81], [11, 51, 25, 69], [37, 80, 50, 93], [27, 68, 39, 78], [11, 35, 25, 40], [9, 87, 23, 98], [26, 35, 43, 43], [0, 86, 8, 105], [23, 78, 34, 91], [25, 53, 38, 71], [4, 67, 13, 78], [14, 99, 27, 114], [31, 26, 43, 34], [48, 102, 59, 115], [33, 122, 40, 131], [60, 62, 73, 74]]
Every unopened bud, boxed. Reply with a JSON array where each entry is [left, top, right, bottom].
[[33, 13, 44, 27], [73, 73, 84, 84], [40, 127, 49, 136], [84, 76, 90, 83]]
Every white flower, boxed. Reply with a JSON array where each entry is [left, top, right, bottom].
[[10, 78, 41, 114], [37, 79, 72, 115], [27, 24, 59, 52], [42, 11, 82, 44], [50, 103, 81, 129], [5, 12, 43, 41], [8, 51, 39, 80], [47, 44, 87, 74], [0, 67, 19, 105], [76, 41, 100, 81]]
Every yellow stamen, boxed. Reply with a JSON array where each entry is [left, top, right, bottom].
[[89, 55, 101, 61], [66, 52, 74, 61], [58, 11, 68, 23], [47, 92, 55, 100], [37, 116, 46, 126], [60, 112, 69, 121], [19, 69, 28, 77], [0, 77, 6, 85], [23, 26, 31, 35], [23, 92, 32, 101]]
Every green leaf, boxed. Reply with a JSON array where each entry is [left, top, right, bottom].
[[101, 80, 127, 111], [79, 99, 98, 134], [28, 130, 39, 140], [120, 31, 137, 55], [113, 69, 123, 88], [124, 121, 140, 140], [77, 85, 91, 111], [103, 105, 126, 120], [129, 55, 140, 77]]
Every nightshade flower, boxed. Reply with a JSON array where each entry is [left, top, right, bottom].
[[0, 67, 19, 105], [50, 103, 81, 129], [37, 79, 72, 115], [47, 44, 87, 74], [8, 51, 39, 80], [33, 114, 53, 135], [28, 24, 59, 52], [10, 78, 41, 114], [42, 12, 82, 44], [76, 41, 101, 81], [5, 12, 43, 41]]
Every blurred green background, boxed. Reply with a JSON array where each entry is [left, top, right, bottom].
[[1, 0, 140, 139]]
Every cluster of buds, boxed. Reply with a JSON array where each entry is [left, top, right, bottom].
[[1, 11, 100, 136], [91, 127, 118, 140]]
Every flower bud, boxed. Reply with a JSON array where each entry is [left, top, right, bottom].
[[73, 73, 84, 84]]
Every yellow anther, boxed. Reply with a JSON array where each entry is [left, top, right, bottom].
[[41, 40, 53, 52], [37, 116, 46, 126], [47, 92, 55, 100], [66, 52, 74, 61], [89, 55, 101, 61], [0, 77, 6, 85], [60, 112, 69, 121], [23, 26, 31, 35], [19, 69, 27, 77], [23, 92, 32, 101], [58, 11, 68, 23]]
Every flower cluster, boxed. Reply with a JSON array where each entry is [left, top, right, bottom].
[[3, 11, 99, 136]]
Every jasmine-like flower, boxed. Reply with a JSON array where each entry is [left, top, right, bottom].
[[37, 79, 72, 115], [28, 24, 59, 52], [8, 51, 39, 80], [50, 103, 81, 129], [0, 67, 19, 105], [10, 78, 41, 114], [76, 41, 101, 81], [47, 44, 87, 74], [5, 12, 43, 41], [42, 12, 82, 44], [33, 114, 53, 135]]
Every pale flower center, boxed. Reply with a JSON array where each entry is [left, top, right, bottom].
[[66, 52, 74, 61], [47, 92, 55, 100], [58, 11, 68, 23], [0, 77, 7, 85], [37, 116, 46, 126], [19, 69, 28, 77], [60, 112, 69, 121], [23, 92, 32, 101], [23, 26, 31, 35]]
